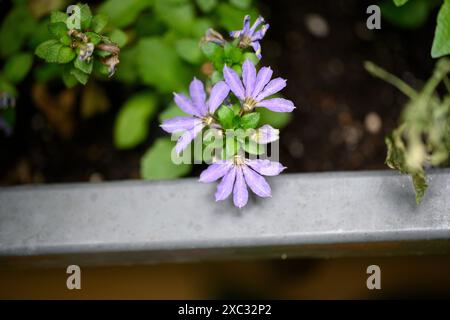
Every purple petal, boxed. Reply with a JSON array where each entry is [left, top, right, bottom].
[[242, 165, 271, 198], [243, 15, 251, 33], [251, 41, 262, 60], [246, 159, 286, 176], [175, 123, 204, 155], [250, 16, 265, 36], [208, 81, 230, 114], [242, 59, 256, 97], [252, 66, 272, 98], [256, 98, 295, 112], [223, 65, 245, 101], [174, 93, 201, 117], [215, 167, 237, 201], [189, 78, 207, 115], [233, 167, 248, 208], [230, 30, 243, 38], [252, 124, 279, 144], [160, 116, 201, 133], [255, 78, 287, 101], [199, 160, 232, 183], [252, 23, 269, 41]]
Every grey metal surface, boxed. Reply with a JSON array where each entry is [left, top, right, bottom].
[[1, 170, 450, 267]]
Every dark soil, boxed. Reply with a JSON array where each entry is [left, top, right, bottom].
[[0, 0, 439, 185]]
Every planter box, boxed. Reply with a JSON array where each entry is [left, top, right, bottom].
[[1, 170, 450, 268]]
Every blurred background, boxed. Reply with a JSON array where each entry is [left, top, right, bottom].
[[0, 0, 443, 184], [1, 0, 450, 299]]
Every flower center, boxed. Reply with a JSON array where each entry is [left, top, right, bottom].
[[233, 154, 245, 166], [243, 97, 257, 112], [239, 36, 252, 48], [202, 115, 214, 125]]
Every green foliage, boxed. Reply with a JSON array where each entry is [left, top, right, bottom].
[[35, 3, 122, 85], [366, 59, 450, 203], [114, 92, 158, 149], [382, 0, 437, 29], [432, 0, 450, 58], [141, 137, 192, 179], [3, 53, 33, 84], [136, 37, 191, 93]]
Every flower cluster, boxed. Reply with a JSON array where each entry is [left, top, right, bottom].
[[161, 16, 296, 208]]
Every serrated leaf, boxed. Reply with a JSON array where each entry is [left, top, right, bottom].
[[240, 112, 260, 129], [74, 58, 93, 74], [91, 13, 108, 33], [3, 52, 33, 84], [48, 22, 68, 38], [217, 105, 235, 129], [79, 4, 93, 30], [62, 65, 78, 88], [50, 11, 68, 24], [70, 67, 89, 84], [141, 138, 192, 180], [85, 32, 101, 45], [57, 46, 76, 63], [432, 0, 450, 58], [114, 92, 158, 149]]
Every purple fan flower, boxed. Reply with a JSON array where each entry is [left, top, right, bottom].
[[160, 78, 230, 155], [230, 15, 269, 59], [199, 155, 286, 208], [223, 59, 296, 114]]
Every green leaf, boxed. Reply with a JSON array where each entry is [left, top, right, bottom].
[[196, 0, 218, 12], [74, 58, 93, 74], [136, 37, 190, 93], [109, 29, 128, 48], [412, 171, 428, 204], [70, 67, 89, 84], [201, 42, 223, 61], [381, 0, 432, 29], [0, 5, 36, 57], [258, 108, 292, 129], [159, 102, 188, 122], [175, 38, 202, 64], [154, 0, 195, 35], [432, 0, 450, 58], [60, 34, 72, 46], [3, 52, 33, 84], [240, 112, 260, 129], [114, 92, 158, 149], [99, 0, 152, 28], [91, 13, 109, 33], [79, 4, 93, 30], [393, 0, 409, 6], [217, 3, 258, 32], [114, 47, 138, 83], [48, 22, 68, 38], [50, 11, 68, 24], [217, 105, 235, 129], [86, 32, 102, 45], [141, 138, 192, 180], [62, 65, 78, 87], [58, 46, 76, 63], [230, 0, 252, 9]]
